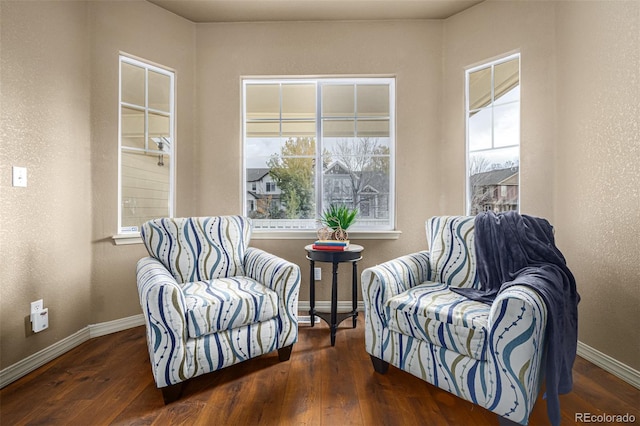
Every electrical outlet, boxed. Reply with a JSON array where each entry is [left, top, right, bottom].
[[30, 299, 43, 318], [314, 267, 321, 280]]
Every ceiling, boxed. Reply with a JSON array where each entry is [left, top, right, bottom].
[[147, 0, 484, 23]]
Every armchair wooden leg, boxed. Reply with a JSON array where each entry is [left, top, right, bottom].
[[161, 382, 184, 404], [278, 344, 294, 362], [370, 355, 389, 374]]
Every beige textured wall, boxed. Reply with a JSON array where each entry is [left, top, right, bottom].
[[554, 1, 640, 370], [195, 20, 444, 302], [1, 1, 92, 367], [443, 1, 640, 370], [0, 0, 195, 369], [89, 0, 196, 324]]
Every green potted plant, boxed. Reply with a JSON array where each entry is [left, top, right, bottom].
[[319, 204, 358, 240]]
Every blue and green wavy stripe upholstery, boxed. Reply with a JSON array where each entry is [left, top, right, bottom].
[[182, 277, 279, 338], [385, 282, 490, 360], [137, 216, 300, 390], [362, 216, 547, 425], [427, 216, 479, 289], [141, 215, 250, 283]]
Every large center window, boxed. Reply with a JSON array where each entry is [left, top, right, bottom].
[[243, 78, 395, 231]]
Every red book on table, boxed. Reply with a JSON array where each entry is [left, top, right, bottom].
[[311, 244, 347, 251]]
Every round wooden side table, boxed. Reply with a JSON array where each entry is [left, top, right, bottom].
[[304, 244, 364, 346]]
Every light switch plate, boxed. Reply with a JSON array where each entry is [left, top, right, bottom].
[[12, 166, 27, 187]]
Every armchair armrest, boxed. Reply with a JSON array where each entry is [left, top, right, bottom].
[[361, 251, 431, 304], [486, 285, 548, 423], [244, 247, 301, 348], [136, 257, 193, 388], [361, 251, 430, 358]]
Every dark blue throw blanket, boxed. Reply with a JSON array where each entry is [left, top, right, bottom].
[[451, 211, 580, 426]]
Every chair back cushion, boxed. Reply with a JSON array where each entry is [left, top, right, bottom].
[[426, 216, 479, 288], [141, 216, 252, 283]]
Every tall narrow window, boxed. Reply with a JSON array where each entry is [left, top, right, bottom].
[[243, 78, 395, 231], [466, 54, 520, 215], [119, 55, 175, 233]]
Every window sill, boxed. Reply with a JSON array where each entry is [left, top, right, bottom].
[[112, 233, 143, 245], [112, 230, 402, 244], [251, 230, 402, 240]]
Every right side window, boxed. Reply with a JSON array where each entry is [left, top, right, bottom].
[[466, 54, 520, 215]]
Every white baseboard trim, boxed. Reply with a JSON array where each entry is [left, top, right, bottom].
[[298, 300, 365, 312], [577, 340, 640, 389], [0, 314, 145, 389], [88, 314, 145, 338], [11, 313, 636, 392], [297, 315, 321, 324]]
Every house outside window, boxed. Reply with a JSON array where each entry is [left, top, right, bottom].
[[243, 78, 395, 231], [119, 55, 175, 233], [466, 54, 520, 215], [266, 182, 277, 192]]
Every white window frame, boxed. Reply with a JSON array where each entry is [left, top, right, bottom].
[[465, 53, 521, 215], [117, 54, 175, 237], [242, 77, 396, 234]]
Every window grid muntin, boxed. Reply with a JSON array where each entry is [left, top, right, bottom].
[[118, 55, 175, 234], [465, 53, 520, 216]]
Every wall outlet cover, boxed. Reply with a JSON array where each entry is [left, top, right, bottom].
[[30, 299, 43, 316]]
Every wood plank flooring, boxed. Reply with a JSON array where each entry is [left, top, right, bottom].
[[1, 320, 638, 425]]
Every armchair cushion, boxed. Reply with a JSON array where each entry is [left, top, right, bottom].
[[385, 282, 490, 360], [183, 277, 279, 338]]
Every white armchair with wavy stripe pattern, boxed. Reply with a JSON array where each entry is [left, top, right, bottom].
[[136, 216, 300, 402], [362, 216, 547, 425]]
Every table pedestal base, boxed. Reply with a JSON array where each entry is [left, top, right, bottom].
[[308, 257, 360, 346], [310, 310, 358, 346]]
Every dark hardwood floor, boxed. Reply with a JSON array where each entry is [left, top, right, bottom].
[[1, 319, 638, 425]]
